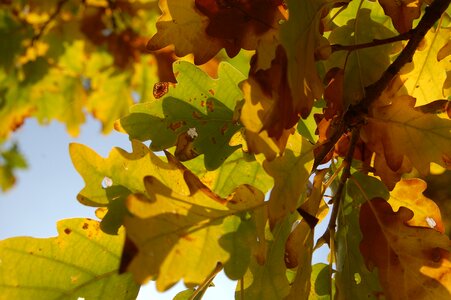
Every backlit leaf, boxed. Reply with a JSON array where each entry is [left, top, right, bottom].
[[236, 214, 293, 300], [325, 7, 400, 105], [362, 96, 451, 176], [399, 27, 451, 106], [360, 198, 451, 299], [377, 0, 422, 33], [147, 0, 224, 65], [280, 0, 331, 118], [117, 61, 245, 170], [263, 132, 314, 227], [0, 218, 139, 299], [121, 171, 266, 291], [388, 178, 445, 232]]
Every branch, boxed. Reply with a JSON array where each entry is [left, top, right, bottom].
[[331, 31, 412, 53], [31, 0, 69, 45], [350, 0, 451, 115], [316, 127, 359, 246], [313, 0, 450, 170]]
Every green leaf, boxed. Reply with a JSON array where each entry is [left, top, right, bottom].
[[236, 214, 294, 300], [0, 218, 139, 299], [117, 61, 246, 170], [263, 132, 314, 227], [0, 143, 27, 192], [325, 7, 400, 105], [183, 150, 273, 198], [310, 263, 332, 300], [335, 172, 388, 299]]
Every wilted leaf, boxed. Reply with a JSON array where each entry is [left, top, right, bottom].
[[388, 178, 445, 232], [0, 218, 139, 299], [360, 198, 451, 299], [362, 96, 451, 176], [399, 27, 451, 106], [117, 61, 245, 170], [121, 170, 266, 291]]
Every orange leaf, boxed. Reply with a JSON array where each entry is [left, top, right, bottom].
[[360, 198, 451, 299], [388, 178, 444, 233]]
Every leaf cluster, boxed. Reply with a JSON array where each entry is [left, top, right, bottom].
[[1, 0, 451, 299]]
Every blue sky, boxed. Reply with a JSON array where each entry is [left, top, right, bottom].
[[0, 116, 329, 299]]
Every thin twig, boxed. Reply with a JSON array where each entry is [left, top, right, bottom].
[[189, 263, 223, 300], [317, 127, 360, 246], [313, 0, 450, 172], [31, 0, 69, 45], [331, 31, 412, 53]]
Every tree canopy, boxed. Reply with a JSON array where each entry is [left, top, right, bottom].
[[0, 0, 450, 299]]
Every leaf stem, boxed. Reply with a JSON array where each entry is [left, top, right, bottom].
[[317, 127, 359, 246], [189, 263, 223, 300]]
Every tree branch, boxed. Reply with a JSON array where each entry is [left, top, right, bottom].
[[350, 0, 451, 115], [317, 127, 359, 246]]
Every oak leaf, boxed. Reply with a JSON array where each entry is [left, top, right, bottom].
[[388, 178, 445, 232], [280, 0, 332, 118], [117, 61, 245, 170], [147, 0, 223, 65], [263, 132, 314, 227], [195, 0, 286, 70], [0, 218, 139, 299], [399, 27, 451, 106], [361, 96, 451, 176], [377, 0, 422, 33], [121, 170, 266, 291], [360, 198, 451, 299]]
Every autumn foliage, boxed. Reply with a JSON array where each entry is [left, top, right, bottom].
[[0, 0, 451, 299]]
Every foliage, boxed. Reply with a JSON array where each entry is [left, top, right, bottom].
[[1, 0, 451, 299]]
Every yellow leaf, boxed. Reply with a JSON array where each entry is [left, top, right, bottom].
[[121, 165, 266, 291], [388, 178, 444, 232], [263, 132, 314, 227], [399, 27, 451, 106], [362, 96, 451, 176], [360, 198, 451, 299]]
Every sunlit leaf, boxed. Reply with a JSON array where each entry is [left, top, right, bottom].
[[263, 132, 314, 227], [0, 218, 139, 299], [183, 150, 273, 198], [236, 214, 293, 300], [360, 198, 451, 299], [280, 0, 331, 118], [325, 8, 400, 105], [362, 96, 451, 176], [117, 61, 245, 170], [121, 169, 266, 291], [388, 178, 445, 232], [399, 27, 451, 106]]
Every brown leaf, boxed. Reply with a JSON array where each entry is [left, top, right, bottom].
[[377, 0, 422, 33], [360, 198, 451, 299]]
